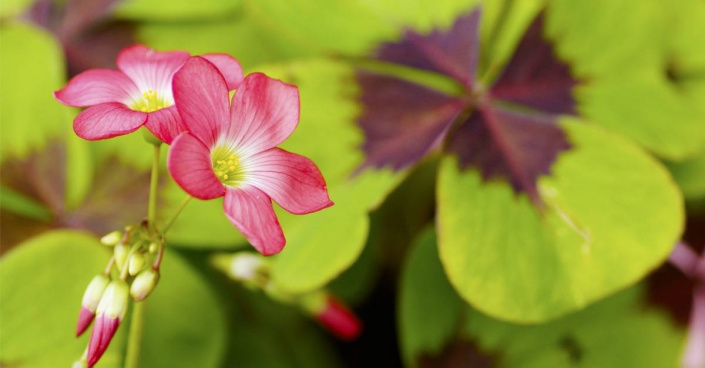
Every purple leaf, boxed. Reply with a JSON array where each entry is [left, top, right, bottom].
[[0, 142, 153, 249], [446, 103, 571, 203], [64, 21, 136, 75], [356, 71, 465, 170], [62, 0, 122, 38], [375, 9, 481, 87], [418, 340, 495, 368], [490, 14, 578, 115], [356, 9, 578, 203], [26, 0, 136, 73]]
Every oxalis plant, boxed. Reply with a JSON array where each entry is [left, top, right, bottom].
[[54, 46, 358, 368], [2, 0, 705, 367]]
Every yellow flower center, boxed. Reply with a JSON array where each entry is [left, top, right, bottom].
[[211, 147, 245, 186], [131, 89, 169, 112]]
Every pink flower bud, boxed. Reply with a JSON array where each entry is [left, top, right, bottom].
[[314, 296, 362, 341], [76, 274, 110, 337], [130, 268, 160, 301], [87, 280, 129, 368]]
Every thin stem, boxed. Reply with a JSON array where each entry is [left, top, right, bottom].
[[669, 241, 699, 278], [124, 144, 161, 368], [162, 195, 193, 234], [485, 0, 512, 58], [103, 257, 115, 275], [152, 241, 165, 271], [124, 301, 146, 368], [147, 144, 161, 228], [479, 0, 513, 85]]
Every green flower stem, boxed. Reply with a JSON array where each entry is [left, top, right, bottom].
[[479, 0, 513, 86], [162, 195, 193, 235], [147, 144, 161, 227], [103, 256, 115, 275], [124, 301, 146, 368], [124, 143, 161, 368]]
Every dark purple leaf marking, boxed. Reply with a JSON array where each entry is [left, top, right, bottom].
[[376, 9, 481, 88], [446, 103, 570, 204], [418, 340, 495, 368], [0, 141, 153, 249], [356, 8, 577, 203], [356, 71, 465, 171], [26, 0, 136, 74], [490, 14, 577, 115]]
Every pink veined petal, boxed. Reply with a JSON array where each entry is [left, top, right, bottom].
[[116, 44, 189, 96], [144, 105, 186, 144], [225, 73, 300, 155], [168, 133, 225, 200], [74, 103, 148, 140], [173, 57, 231, 147], [54, 69, 139, 107], [245, 148, 333, 215], [223, 186, 285, 256], [202, 53, 244, 90]]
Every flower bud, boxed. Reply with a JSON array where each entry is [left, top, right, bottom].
[[114, 243, 129, 272], [76, 274, 110, 336], [100, 231, 122, 246], [87, 280, 129, 368], [128, 253, 146, 276], [72, 348, 87, 368], [148, 242, 159, 254], [304, 293, 362, 341], [130, 269, 160, 301], [230, 253, 266, 281]]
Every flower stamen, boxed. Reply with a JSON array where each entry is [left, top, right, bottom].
[[131, 89, 169, 112], [211, 147, 245, 186]]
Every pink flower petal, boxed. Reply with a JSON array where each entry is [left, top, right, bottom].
[[144, 105, 185, 144], [202, 53, 244, 90], [246, 148, 333, 215], [116, 44, 189, 96], [76, 306, 95, 337], [74, 103, 148, 140], [223, 186, 285, 256], [87, 315, 120, 368], [173, 57, 230, 147], [225, 73, 299, 155], [168, 133, 225, 200], [54, 69, 139, 107]]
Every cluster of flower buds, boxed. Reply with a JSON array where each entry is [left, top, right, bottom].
[[212, 252, 362, 340], [74, 223, 164, 368]]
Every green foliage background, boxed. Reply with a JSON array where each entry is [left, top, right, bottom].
[[1, 0, 704, 367]]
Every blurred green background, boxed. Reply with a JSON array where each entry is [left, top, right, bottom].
[[1, 0, 705, 367]]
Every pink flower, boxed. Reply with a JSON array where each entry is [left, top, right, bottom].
[[167, 57, 333, 255], [54, 44, 243, 143], [314, 296, 362, 341], [76, 274, 110, 337], [87, 280, 129, 368]]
